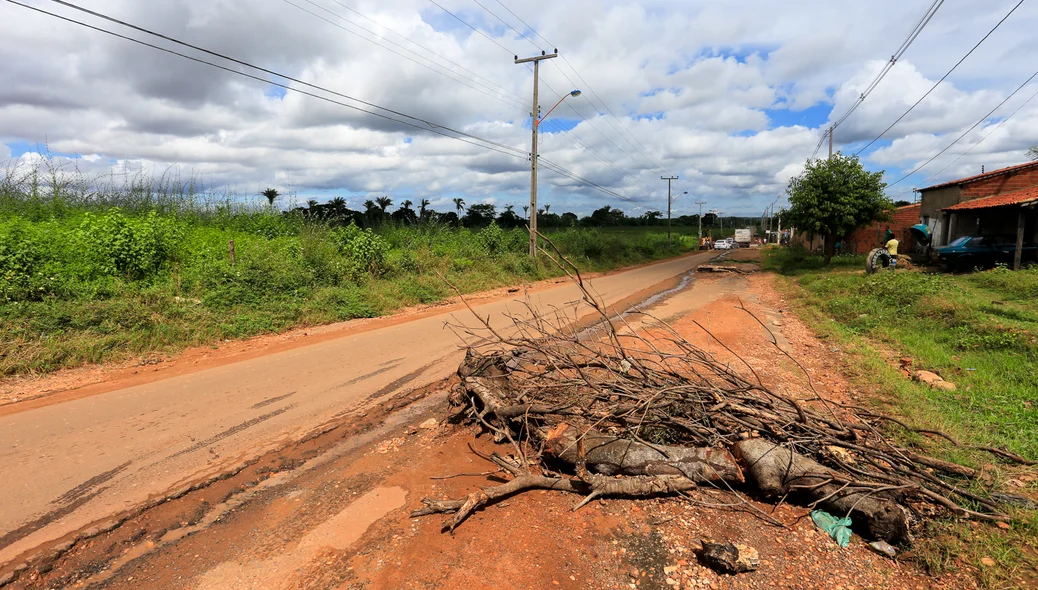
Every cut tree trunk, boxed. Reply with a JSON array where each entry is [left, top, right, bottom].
[[733, 438, 911, 545], [544, 423, 744, 484]]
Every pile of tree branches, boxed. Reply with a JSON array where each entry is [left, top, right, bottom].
[[414, 236, 1032, 544]]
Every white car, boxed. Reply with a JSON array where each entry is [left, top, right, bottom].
[[714, 238, 735, 250]]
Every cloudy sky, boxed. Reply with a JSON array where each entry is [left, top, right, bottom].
[[2, 0, 1037, 216]]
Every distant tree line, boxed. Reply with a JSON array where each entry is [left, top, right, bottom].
[[264, 189, 760, 231]]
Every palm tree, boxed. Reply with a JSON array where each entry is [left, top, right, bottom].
[[363, 200, 378, 214], [401, 199, 413, 212], [522, 205, 529, 219], [328, 196, 347, 215], [261, 188, 279, 207], [375, 196, 392, 214], [504, 204, 515, 213], [453, 197, 466, 213], [419, 198, 431, 219], [307, 199, 319, 209], [543, 204, 551, 213], [1029, 146, 1038, 161]]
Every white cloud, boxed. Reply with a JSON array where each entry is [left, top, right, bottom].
[[1, 0, 1037, 215]]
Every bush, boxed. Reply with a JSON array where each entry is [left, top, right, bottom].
[[0, 220, 52, 301], [331, 222, 389, 278], [77, 209, 183, 280]]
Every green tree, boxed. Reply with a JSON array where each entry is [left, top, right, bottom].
[[785, 153, 892, 264], [419, 198, 431, 219], [1028, 146, 1038, 161], [261, 188, 279, 207], [375, 196, 393, 214], [453, 197, 466, 213]]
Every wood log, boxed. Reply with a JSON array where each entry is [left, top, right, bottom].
[[733, 438, 911, 545], [543, 423, 744, 484]]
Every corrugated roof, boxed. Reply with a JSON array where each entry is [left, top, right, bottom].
[[919, 161, 1038, 191], [942, 185, 1038, 211]]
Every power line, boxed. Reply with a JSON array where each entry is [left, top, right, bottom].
[[888, 67, 1038, 188], [471, 0, 540, 52], [427, 0, 658, 198], [7, 0, 636, 203], [540, 157, 636, 202], [494, 0, 687, 185], [810, 0, 947, 160], [830, 0, 944, 130], [320, 0, 525, 105], [26, 0, 528, 157], [853, 0, 1026, 156], [917, 85, 1038, 187], [475, 0, 682, 192], [277, 0, 529, 111], [427, 0, 514, 55]]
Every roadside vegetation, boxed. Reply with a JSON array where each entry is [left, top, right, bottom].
[[764, 246, 1037, 586], [0, 160, 718, 377]]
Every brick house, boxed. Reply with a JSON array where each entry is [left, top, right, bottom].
[[917, 161, 1038, 247], [842, 203, 921, 255]]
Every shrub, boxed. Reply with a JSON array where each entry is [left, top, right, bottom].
[[0, 221, 53, 301], [77, 209, 183, 280], [331, 222, 389, 278], [475, 222, 506, 255]]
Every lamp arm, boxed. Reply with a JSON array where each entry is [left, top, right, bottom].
[[537, 95, 570, 127]]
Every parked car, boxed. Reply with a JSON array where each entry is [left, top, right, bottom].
[[936, 235, 1038, 271], [714, 238, 735, 250]]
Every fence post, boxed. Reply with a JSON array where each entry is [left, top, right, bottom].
[[228, 239, 236, 266]]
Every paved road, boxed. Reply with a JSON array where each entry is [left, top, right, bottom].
[[0, 252, 714, 563]]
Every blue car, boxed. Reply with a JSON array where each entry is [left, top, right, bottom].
[[937, 235, 1038, 271]]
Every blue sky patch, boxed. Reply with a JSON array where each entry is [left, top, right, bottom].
[[265, 85, 287, 100], [765, 103, 831, 129]]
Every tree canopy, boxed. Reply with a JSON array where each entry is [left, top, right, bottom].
[[786, 153, 892, 264]]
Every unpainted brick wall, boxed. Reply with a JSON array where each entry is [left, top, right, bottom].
[[961, 167, 1038, 200]]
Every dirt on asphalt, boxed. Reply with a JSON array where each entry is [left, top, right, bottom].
[[2, 249, 1007, 589]]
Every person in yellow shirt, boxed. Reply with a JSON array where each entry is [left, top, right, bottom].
[[885, 233, 899, 268]]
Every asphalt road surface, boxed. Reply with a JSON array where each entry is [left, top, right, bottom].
[[0, 251, 714, 565]]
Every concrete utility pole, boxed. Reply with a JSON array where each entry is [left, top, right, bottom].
[[829, 125, 834, 159], [516, 50, 558, 256], [661, 176, 678, 247], [695, 200, 707, 242]]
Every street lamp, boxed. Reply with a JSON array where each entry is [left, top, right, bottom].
[[526, 88, 581, 256]]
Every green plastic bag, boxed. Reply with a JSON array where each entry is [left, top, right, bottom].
[[811, 509, 852, 548]]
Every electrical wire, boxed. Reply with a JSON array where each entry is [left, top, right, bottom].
[[5, 0, 641, 203], [854, 0, 1026, 156], [888, 68, 1038, 188], [471, 0, 541, 52], [278, 0, 529, 111], [41, 0, 527, 155], [320, 0, 526, 106], [916, 85, 1038, 187], [484, 1, 686, 192], [427, 0, 514, 55], [810, 0, 947, 160], [423, 0, 656, 200]]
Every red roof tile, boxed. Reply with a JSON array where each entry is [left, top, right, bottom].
[[942, 185, 1038, 211], [919, 161, 1038, 191]]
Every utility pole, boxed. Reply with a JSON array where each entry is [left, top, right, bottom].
[[661, 176, 678, 247], [695, 200, 707, 243], [828, 125, 834, 159], [515, 50, 558, 256]]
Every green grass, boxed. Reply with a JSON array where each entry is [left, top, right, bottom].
[[764, 247, 1038, 586], [0, 193, 695, 377]]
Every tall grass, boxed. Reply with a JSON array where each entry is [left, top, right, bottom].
[[0, 156, 692, 376]]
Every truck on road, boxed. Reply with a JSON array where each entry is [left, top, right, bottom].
[[734, 228, 752, 248]]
